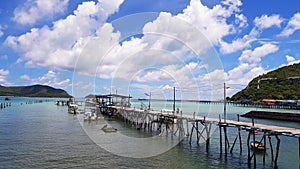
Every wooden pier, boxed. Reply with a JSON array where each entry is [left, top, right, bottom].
[[103, 106, 300, 169]]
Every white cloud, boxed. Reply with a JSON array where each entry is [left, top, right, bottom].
[[93, 0, 243, 83], [177, 0, 243, 45], [238, 43, 278, 64], [6, 0, 124, 70], [286, 55, 300, 65], [13, 0, 69, 25], [279, 13, 300, 37], [220, 14, 283, 54], [0, 25, 3, 37], [0, 69, 9, 84], [254, 14, 283, 30], [235, 13, 248, 28], [220, 28, 258, 54], [20, 74, 31, 81], [20, 70, 70, 90], [224, 44, 278, 95]]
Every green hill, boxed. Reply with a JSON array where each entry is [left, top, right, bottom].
[[231, 63, 300, 101], [0, 84, 71, 98]]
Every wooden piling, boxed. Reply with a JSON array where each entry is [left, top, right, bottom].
[[219, 115, 222, 156], [186, 119, 189, 136], [196, 121, 199, 144], [268, 136, 274, 162], [189, 122, 194, 144], [230, 131, 239, 154], [274, 135, 280, 169], [224, 126, 228, 158], [263, 133, 266, 164], [247, 131, 251, 166], [205, 121, 211, 153], [219, 124, 222, 156], [252, 129, 256, 168]]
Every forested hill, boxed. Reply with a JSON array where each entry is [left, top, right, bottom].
[[231, 63, 300, 101], [0, 84, 71, 98]]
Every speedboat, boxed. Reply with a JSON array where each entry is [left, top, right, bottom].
[[250, 141, 267, 151]]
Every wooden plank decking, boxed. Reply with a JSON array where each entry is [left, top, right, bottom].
[[113, 106, 300, 137]]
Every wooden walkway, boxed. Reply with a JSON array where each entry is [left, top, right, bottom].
[[112, 106, 300, 137], [99, 105, 300, 168]]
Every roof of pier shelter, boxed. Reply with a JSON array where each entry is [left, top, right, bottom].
[[95, 94, 132, 99]]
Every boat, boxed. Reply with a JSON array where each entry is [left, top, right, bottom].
[[250, 141, 267, 151], [84, 111, 98, 121], [68, 103, 78, 114], [101, 124, 117, 133], [254, 131, 260, 135], [4, 97, 10, 101]]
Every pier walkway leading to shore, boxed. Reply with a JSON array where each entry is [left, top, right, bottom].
[[104, 106, 300, 169], [112, 106, 300, 137]]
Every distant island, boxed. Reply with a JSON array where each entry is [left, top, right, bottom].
[[0, 84, 71, 98], [231, 62, 300, 101]]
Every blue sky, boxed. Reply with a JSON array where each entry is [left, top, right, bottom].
[[0, 0, 300, 100]]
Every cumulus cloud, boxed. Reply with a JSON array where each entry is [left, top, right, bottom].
[[238, 43, 278, 63], [286, 55, 300, 65], [220, 28, 258, 54], [20, 70, 70, 89], [225, 43, 278, 93], [96, 0, 242, 81], [279, 13, 300, 37], [71, 0, 242, 99], [6, 0, 124, 70], [13, 0, 69, 25], [254, 14, 283, 30], [7, 0, 273, 100], [221, 14, 283, 54], [177, 0, 243, 45], [0, 69, 9, 84]]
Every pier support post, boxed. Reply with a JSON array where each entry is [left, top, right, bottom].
[[252, 130, 256, 168], [247, 131, 251, 166], [268, 136, 274, 162], [189, 122, 194, 144], [274, 135, 280, 169], [186, 119, 189, 136], [196, 121, 199, 144], [223, 126, 228, 158], [263, 133, 266, 164], [219, 115, 222, 156], [205, 122, 211, 153]]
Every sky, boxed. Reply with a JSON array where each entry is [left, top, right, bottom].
[[0, 0, 300, 100]]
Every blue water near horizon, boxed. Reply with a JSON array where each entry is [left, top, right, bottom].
[[0, 97, 299, 168]]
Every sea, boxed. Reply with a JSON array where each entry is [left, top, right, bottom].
[[0, 97, 299, 169]]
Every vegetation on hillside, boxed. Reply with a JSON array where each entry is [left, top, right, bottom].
[[231, 63, 300, 101], [0, 84, 71, 98]]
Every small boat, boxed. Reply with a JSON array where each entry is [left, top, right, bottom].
[[101, 124, 117, 133], [84, 111, 98, 121], [4, 97, 10, 101], [250, 141, 267, 151], [68, 103, 78, 114], [254, 131, 260, 135]]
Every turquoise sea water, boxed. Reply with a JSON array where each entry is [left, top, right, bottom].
[[0, 97, 299, 168]]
